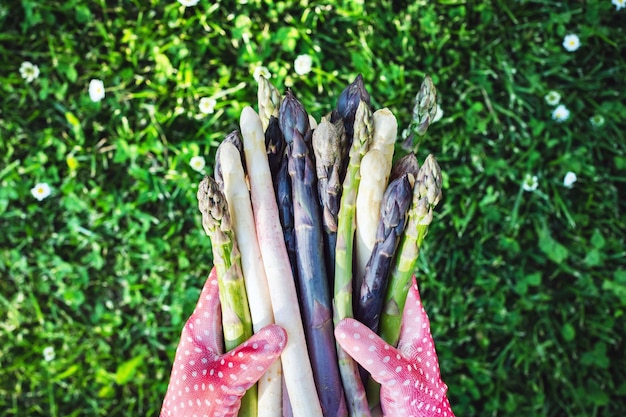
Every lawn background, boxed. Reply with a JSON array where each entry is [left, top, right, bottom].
[[1, 0, 625, 416]]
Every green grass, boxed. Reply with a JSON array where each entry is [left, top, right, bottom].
[[1, 0, 625, 416]]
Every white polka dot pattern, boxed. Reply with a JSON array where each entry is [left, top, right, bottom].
[[335, 276, 455, 417], [160, 269, 287, 417]]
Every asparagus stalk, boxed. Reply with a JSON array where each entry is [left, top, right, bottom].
[[275, 151, 298, 278], [354, 109, 398, 289], [265, 116, 285, 177], [258, 75, 286, 184], [257, 75, 282, 132], [378, 154, 443, 347], [279, 92, 309, 143], [214, 130, 245, 190], [219, 142, 282, 417], [355, 171, 416, 334], [312, 117, 345, 286], [240, 106, 323, 417], [401, 75, 438, 151], [197, 175, 253, 348], [196, 175, 256, 417], [388, 152, 419, 184], [333, 100, 372, 417], [280, 92, 348, 417], [353, 150, 387, 293], [330, 74, 371, 146]]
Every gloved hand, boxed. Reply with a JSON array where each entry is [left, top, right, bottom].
[[160, 268, 287, 417], [335, 276, 455, 417]]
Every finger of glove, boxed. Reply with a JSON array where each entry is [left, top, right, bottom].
[[184, 267, 224, 356], [396, 276, 449, 405], [397, 277, 446, 391], [335, 318, 455, 417], [221, 323, 287, 395], [335, 318, 403, 386]]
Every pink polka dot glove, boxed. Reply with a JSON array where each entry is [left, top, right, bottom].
[[335, 276, 455, 417], [160, 268, 287, 417]]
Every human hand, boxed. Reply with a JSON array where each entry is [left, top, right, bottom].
[[335, 276, 455, 417], [160, 268, 287, 417]]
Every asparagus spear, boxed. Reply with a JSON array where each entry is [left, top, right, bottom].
[[197, 175, 253, 348], [214, 130, 245, 190], [401, 75, 438, 152], [275, 151, 298, 278], [265, 116, 285, 177], [378, 154, 443, 348], [354, 109, 399, 289], [196, 175, 256, 417], [333, 100, 372, 417], [240, 106, 323, 417], [388, 152, 419, 184], [279, 91, 309, 143], [257, 75, 282, 132], [258, 75, 286, 183], [355, 171, 416, 334], [219, 142, 283, 417], [312, 118, 345, 286], [330, 74, 371, 146], [280, 92, 348, 417]]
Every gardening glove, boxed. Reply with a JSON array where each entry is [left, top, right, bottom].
[[160, 268, 287, 417], [335, 276, 455, 417]]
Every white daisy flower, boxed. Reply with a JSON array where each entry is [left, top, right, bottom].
[[178, 0, 199, 6], [563, 171, 577, 188], [562, 34, 581, 52], [253, 66, 271, 82], [544, 91, 561, 106], [31, 183, 51, 201], [88, 79, 105, 102], [522, 174, 538, 192], [551, 104, 570, 122], [43, 346, 55, 362], [19, 61, 40, 83], [199, 97, 217, 114], [589, 114, 605, 128], [612, 0, 625, 10], [190, 156, 206, 172], [294, 54, 313, 76]]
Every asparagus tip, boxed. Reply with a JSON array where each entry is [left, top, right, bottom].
[[417, 154, 443, 208], [197, 175, 231, 236]]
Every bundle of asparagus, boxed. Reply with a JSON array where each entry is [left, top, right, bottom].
[[196, 74, 443, 417]]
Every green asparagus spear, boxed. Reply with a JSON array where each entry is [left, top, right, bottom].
[[196, 175, 256, 417], [257, 75, 282, 132], [401, 75, 438, 152], [333, 99, 372, 417], [378, 154, 443, 347]]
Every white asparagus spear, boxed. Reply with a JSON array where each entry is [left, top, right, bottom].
[[354, 148, 388, 286], [239, 106, 323, 417], [370, 108, 398, 164], [220, 142, 283, 417], [354, 109, 398, 286]]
